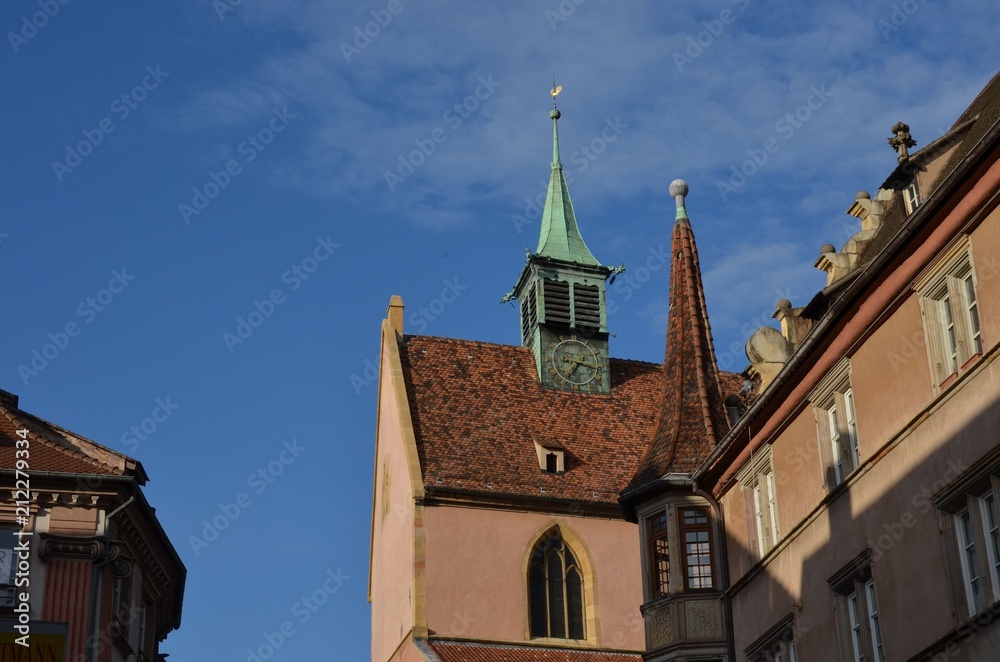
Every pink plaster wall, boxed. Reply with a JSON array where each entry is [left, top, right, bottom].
[[731, 355, 1000, 659], [370, 335, 417, 662], [768, 410, 827, 538], [423, 506, 644, 650], [851, 296, 934, 456], [973, 204, 1000, 345], [723, 202, 1000, 659]]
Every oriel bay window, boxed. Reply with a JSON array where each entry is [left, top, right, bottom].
[[528, 530, 585, 640], [680, 507, 714, 590], [649, 512, 670, 598], [643, 504, 718, 598]]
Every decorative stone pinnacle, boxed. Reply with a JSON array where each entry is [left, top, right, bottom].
[[888, 121, 916, 163], [669, 179, 689, 220]]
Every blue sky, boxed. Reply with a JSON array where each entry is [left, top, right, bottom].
[[4, 1, 999, 659]]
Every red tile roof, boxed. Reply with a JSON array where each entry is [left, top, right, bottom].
[[0, 400, 129, 477], [426, 641, 642, 662], [626, 215, 732, 494], [398, 335, 740, 506]]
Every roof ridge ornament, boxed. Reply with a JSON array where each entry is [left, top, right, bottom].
[[670, 178, 689, 221], [888, 121, 917, 164]]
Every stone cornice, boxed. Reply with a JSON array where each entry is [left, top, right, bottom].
[[116, 513, 176, 639]]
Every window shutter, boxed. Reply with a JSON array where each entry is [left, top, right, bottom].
[[815, 409, 837, 489], [744, 487, 760, 561]]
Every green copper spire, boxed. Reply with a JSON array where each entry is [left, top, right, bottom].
[[535, 94, 601, 266]]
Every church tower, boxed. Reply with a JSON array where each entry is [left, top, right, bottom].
[[510, 91, 618, 394]]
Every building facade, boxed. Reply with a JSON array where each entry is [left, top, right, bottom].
[[369, 95, 741, 662], [370, 71, 1000, 662], [0, 389, 185, 662], [694, 72, 1000, 661]]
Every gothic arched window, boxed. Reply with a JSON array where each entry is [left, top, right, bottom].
[[528, 531, 585, 639]]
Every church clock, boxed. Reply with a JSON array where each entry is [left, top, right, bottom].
[[547, 337, 604, 391]]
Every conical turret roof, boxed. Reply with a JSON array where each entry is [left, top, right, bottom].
[[626, 181, 730, 492]]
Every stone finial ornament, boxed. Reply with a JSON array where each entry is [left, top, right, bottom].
[[669, 179, 689, 220], [888, 121, 917, 163], [669, 179, 689, 206]]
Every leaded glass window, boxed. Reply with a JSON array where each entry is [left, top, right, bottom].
[[528, 531, 585, 639]]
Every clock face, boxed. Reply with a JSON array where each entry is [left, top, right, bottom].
[[548, 337, 602, 388]]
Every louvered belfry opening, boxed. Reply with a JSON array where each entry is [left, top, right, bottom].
[[542, 278, 601, 330], [521, 282, 538, 343], [543, 279, 572, 326], [528, 530, 585, 640], [573, 283, 601, 330]]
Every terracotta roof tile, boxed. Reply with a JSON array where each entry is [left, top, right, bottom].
[[399, 334, 740, 506], [426, 641, 642, 662], [626, 215, 731, 493], [0, 402, 125, 476], [400, 336, 661, 504]]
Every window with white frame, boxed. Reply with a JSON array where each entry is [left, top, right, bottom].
[[829, 551, 886, 662], [0, 528, 15, 609], [938, 467, 1000, 619], [916, 238, 984, 388], [903, 181, 920, 215], [810, 360, 861, 490], [746, 614, 799, 662], [738, 447, 780, 559]]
